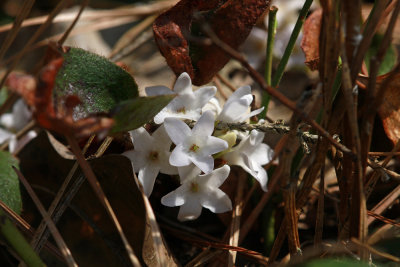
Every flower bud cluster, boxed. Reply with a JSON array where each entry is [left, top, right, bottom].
[[123, 73, 273, 221]]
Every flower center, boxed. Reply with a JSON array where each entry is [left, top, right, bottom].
[[190, 182, 199, 193], [148, 151, 159, 161], [176, 107, 186, 114], [189, 144, 199, 152]]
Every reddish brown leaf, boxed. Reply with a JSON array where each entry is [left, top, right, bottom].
[[6, 58, 113, 139], [301, 8, 322, 71], [358, 72, 400, 145], [376, 73, 400, 144], [153, 0, 269, 86]]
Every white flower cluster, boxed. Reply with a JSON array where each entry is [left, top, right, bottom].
[[123, 73, 273, 221]]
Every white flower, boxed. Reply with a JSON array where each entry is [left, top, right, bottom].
[[164, 110, 228, 174], [123, 125, 178, 196], [217, 85, 264, 123], [146, 72, 216, 123], [0, 99, 32, 131], [222, 130, 273, 191], [161, 164, 232, 221], [0, 99, 36, 153]]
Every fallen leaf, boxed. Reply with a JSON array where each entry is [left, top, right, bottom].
[[301, 8, 322, 71], [358, 72, 400, 145], [153, 0, 270, 85]]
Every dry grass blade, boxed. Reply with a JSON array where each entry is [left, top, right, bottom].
[[13, 167, 78, 267], [228, 171, 245, 266], [65, 135, 141, 267], [314, 164, 325, 246], [367, 210, 400, 228], [0, 0, 35, 63], [351, 238, 400, 262], [339, 16, 367, 253], [109, 14, 157, 59], [0, 0, 179, 34], [0, 0, 70, 89], [367, 185, 400, 226], [58, 0, 89, 45], [0, 199, 63, 260], [31, 135, 95, 253]]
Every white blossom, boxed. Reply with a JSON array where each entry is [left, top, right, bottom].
[[161, 164, 232, 221], [164, 110, 228, 174], [222, 130, 273, 191], [146, 72, 216, 123], [217, 85, 264, 123], [123, 125, 178, 196], [0, 99, 36, 153]]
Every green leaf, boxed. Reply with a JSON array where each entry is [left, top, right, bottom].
[[0, 151, 22, 214], [365, 34, 397, 76], [295, 258, 370, 267], [54, 47, 138, 119], [110, 95, 175, 133]]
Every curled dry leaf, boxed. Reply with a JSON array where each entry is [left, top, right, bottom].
[[358, 72, 400, 145], [301, 8, 322, 71], [6, 57, 114, 139], [153, 0, 270, 86]]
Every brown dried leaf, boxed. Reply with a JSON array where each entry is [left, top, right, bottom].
[[377, 73, 400, 144], [5, 57, 113, 139], [301, 8, 322, 71], [153, 0, 269, 86], [358, 72, 400, 145]]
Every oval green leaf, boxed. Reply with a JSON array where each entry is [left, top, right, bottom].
[[110, 95, 175, 133], [0, 151, 22, 214], [54, 47, 138, 119]]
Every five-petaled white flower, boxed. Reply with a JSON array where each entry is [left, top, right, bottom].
[[161, 164, 232, 221], [123, 125, 178, 196], [217, 85, 264, 123], [146, 72, 216, 123], [164, 110, 228, 174], [222, 130, 273, 191]]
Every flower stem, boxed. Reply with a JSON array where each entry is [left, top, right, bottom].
[[260, 6, 278, 118], [271, 0, 314, 87]]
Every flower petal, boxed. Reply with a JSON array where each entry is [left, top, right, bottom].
[[192, 111, 215, 137], [138, 163, 160, 196], [170, 143, 191, 167], [128, 127, 153, 151], [177, 201, 203, 221], [164, 117, 191, 145], [201, 165, 230, 188], [190, 154, 214, 174], [152, 125, 172, 151], [145, 85, 174, 96], [250, 143, 274, 165], [159, 151, 178, 175], [200, 189, 232, 213], [198, 136, 228, 157], [192, 86, 217, 109], [225, 85, 252, 105], [161, 186, 187, 207], [122, 150, 147, 171], [173, 72, 192, 95], [178, 164, 202, 183]]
